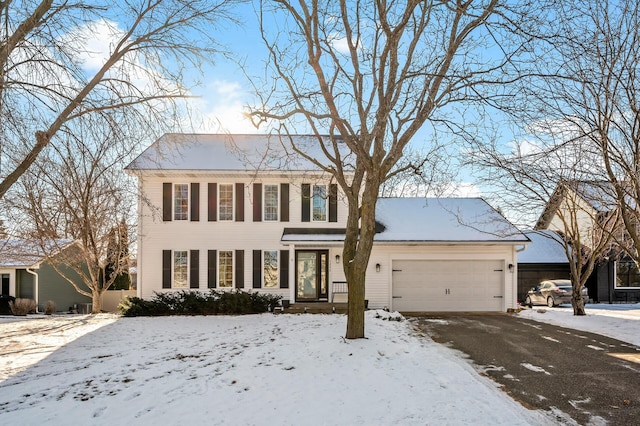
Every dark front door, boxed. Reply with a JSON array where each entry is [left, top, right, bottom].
[[295, 250, 328, 301]]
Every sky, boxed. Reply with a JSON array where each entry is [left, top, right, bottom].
[[1, 305, 638, 425]]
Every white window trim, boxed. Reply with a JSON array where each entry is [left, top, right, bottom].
[[263, 184, 279, 222], [262, 250, 279, 288], [614, 260, 640, 289], [172, 250, 189, 289], [173, 183, 189, 221], [218, 250, 234, 288], [218, 183, 234, 222], [312, 184, 328, 222]]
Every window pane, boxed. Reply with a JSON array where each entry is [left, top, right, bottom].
[[173, 251, 188, 288], [616, 261, 640, 288], [312, 185, 327, 221], [263, 250, 278, 288], [174, 184, 188, 220], [264, 185, 278, 221], [219, 251, 233, 287], [219, 184, 233, 221]]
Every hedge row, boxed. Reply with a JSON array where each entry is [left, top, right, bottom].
[[118, 290, 282, 317]]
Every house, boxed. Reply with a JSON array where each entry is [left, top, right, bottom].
[[0, 240, 92, 313], [517, 230, 571, 302], [536, 180, 640, 303], [126, 133, 529, 312]]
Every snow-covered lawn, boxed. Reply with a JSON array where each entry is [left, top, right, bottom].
[[2, 304, 637, 425], [0, 311, 549, 425], [518, 303, 640, 346]]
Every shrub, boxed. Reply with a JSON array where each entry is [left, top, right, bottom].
[[119, 290, 281, 317], [0, 295, 15, 315], [9, 298, 36, 316], [44, 300, 56, 315]]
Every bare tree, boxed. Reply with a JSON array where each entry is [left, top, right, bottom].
[[543, 0, 640, 266], [7, 123, 136, 313], [250, 0, 548, 338], [0, 0, 236, 199]]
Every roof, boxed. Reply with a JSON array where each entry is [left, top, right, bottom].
[[282, 198, 528, 244], [125, 133, 354, 172], [518, 230, 569, 264], [0, 240, 74, 268]]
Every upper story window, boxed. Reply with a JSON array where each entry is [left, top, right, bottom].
[[312, 185, 327, 221], [173, 250, 188, 288], [264, 184, 279, 221], [219, 184, 234, 221], [174, 184, 189, 220]]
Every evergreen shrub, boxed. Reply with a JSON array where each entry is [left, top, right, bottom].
[[119, 290, 281, 317]]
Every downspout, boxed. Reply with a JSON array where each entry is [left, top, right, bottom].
[[26, 267, 39, 313]]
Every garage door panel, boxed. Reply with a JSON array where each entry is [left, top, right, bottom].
[[392, 260, 503, 312]]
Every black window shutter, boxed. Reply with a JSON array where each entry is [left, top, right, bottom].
[[280, 250, 289, 288], [191, 183, 200, 221], [235, 250, 244, 288], [253, 183, 262, 222], [281, 183, 289, 222], [208, 183, 217, 221], [190, 250, 199, 288], [301, 183, 310, 222], [208, 250, 217, 288], [253, 250, 261, 288], [329, 183, 338, 222], [163, 183, 172, 221], [235, 183, 244, 222], [162, 250, 171, 288]]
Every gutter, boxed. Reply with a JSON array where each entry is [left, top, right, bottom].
[[25, 267, 39, 313]]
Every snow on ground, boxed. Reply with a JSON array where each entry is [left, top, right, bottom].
[[518, 303, 640, 346], [3, 304, 637, 425], [0, 311, 550, 425]]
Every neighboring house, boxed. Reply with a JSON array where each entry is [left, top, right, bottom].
[[517, 230, 571, 303], [0, 240, 92, 312], [536, 181, 640, 303], [126, 133, 529, 312]]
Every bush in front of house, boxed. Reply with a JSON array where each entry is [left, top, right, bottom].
[[44, 300, 56, 315], [119, 290, 282, 317], [9, 298, 36, 316], [0, 295, 16, 315]]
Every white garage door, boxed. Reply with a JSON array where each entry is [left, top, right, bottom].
[[392, 260, 504, 312]]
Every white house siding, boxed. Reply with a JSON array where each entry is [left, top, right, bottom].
[[365, 245, 519, 311], [136, 173, 349, 300]]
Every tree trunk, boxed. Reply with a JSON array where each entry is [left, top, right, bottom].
[[92, 290, 103, 314], [571, 287, 586, 316], [344, 184, 379, 339]]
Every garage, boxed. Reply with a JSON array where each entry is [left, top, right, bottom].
[[392, 259, 505, 312]]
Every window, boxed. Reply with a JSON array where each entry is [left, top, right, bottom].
[[174, 184, 188, 220], [312, 184, 327, 221], [616, 261, 640, 288], [264, 185, 278, 221], [173, 251, 188, 288], [263, 250, 278, 288], [219, 184, 233, 221], [219, 251, 233, 287]]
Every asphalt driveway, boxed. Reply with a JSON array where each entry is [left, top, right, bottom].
[[410, 313, 640, 425]]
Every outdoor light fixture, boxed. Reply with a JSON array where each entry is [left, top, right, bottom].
[[335, 254, 340, 264], [508, 263, 514, 272], [376, 263, 381, 272]]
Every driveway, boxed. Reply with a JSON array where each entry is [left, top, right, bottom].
[[410, 313, 640, 425]]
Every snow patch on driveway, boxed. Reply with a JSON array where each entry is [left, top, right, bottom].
[[521, 363, 552, 375]]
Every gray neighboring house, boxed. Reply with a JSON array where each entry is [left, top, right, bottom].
[[0, 240, 92, 313], [517, 230, 571, 303]]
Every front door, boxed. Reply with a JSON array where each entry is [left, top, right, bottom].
[[295, 250, 328, 301], [1, 274, 9, 296]]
